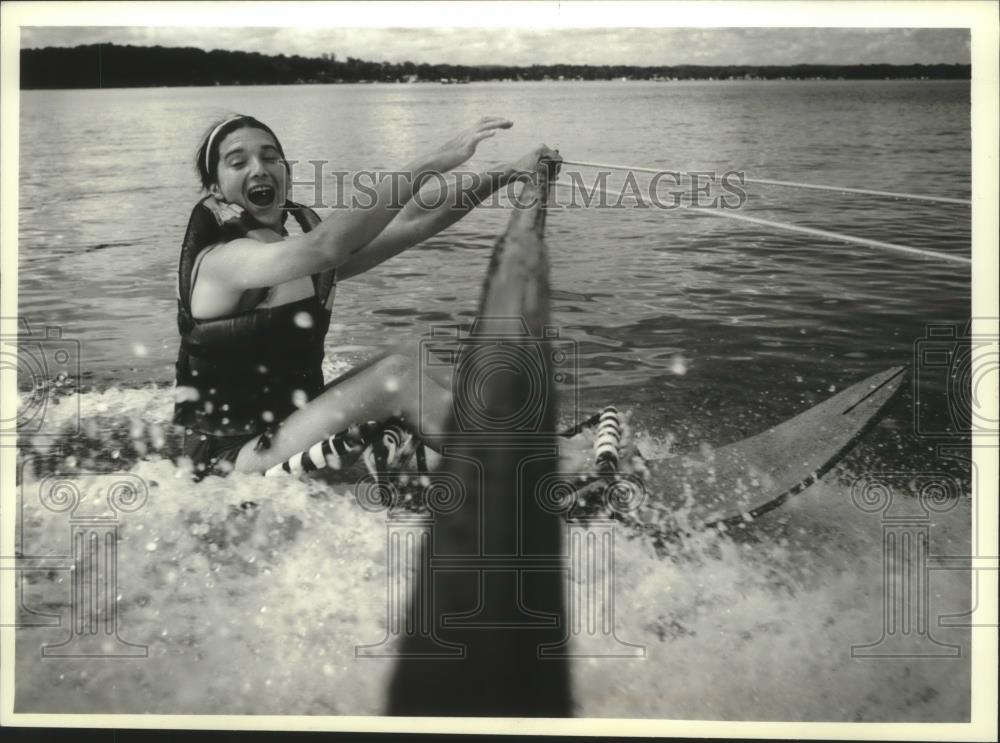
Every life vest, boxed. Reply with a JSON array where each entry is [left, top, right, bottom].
[[173, 197, 336, 437]]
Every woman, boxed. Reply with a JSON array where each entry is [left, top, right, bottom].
[[174, 113, 561, 478]]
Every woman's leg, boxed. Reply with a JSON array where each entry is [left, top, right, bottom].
[[234, 352, 452, 473]]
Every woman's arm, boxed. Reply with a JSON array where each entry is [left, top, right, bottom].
[[336, 145, 560, 281], [198, 118, 514, 292]]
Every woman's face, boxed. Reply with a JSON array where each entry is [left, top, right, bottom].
[[209, 126, 287, 228]]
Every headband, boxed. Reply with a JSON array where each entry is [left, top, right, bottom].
[[204, 116, 246, 174]]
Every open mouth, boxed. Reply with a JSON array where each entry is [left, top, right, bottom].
[[247, 184, 276, 207]]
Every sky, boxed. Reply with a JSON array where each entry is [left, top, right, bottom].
[[20, 26, 971, 67]]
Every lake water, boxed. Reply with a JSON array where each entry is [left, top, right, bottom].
[[14, 81, 973, 721]]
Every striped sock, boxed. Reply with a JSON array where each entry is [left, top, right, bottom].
[[594, 406, 622, 475], [264, 421, 380, 477]]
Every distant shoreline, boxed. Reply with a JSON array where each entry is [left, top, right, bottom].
[[20, 43, 971, 90], [21, 79, 972, 94]]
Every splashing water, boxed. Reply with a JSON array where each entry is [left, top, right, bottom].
[[13, 386, 971, 720]]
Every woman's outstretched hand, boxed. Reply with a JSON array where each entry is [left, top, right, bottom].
[[509, 144, 562, 179], [428, 116, 513, 172]]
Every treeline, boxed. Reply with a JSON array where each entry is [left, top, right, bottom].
[[20, 43, 972, 89]]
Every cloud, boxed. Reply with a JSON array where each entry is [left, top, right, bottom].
[[20, 27, 971, 66]]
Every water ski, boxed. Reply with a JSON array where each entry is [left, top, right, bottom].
[[274, 367, 907, 536], [638, 365, 908, 532]]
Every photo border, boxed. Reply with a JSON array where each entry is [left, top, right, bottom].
[[1, 1, 996, 738]]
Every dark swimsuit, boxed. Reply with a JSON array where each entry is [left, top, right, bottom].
[[173, 198, 335, 479], [180, 429, 252, 477]]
